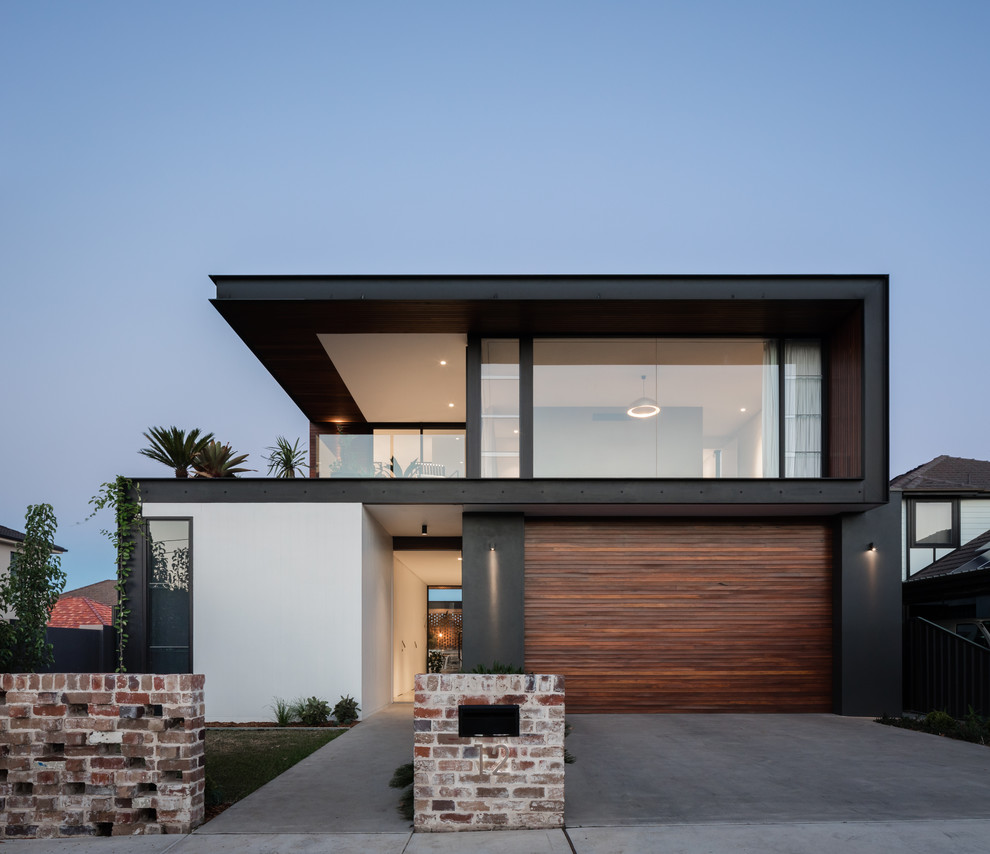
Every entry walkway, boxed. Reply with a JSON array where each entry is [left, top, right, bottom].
[[6, 706, 990, 852]]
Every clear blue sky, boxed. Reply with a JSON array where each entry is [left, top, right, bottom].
[[2, 1, 988, 589]]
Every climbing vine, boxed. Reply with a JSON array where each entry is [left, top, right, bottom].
[[88, 477, 142, 671]]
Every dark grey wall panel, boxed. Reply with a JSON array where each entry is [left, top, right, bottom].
[[461, 513, 525, 672], [833, 493, 903, 715]]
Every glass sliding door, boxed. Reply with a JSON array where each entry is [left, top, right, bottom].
[[481, 339, 520, 477]]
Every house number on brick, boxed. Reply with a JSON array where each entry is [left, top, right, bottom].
[[477, 743, 508, 776]]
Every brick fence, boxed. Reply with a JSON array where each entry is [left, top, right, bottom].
[[414, 673, 565, 832], [0, 673, 205, 839]]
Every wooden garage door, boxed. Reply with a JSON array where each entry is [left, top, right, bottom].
[[525, 519, 832, 713]]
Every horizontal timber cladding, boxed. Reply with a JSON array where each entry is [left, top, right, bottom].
[[524, 519, 832, 713]]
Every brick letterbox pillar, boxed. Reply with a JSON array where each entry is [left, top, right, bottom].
[[413, 673, 564, 831]]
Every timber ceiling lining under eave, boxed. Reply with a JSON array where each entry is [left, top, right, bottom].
[[211, 298, 862, 425]]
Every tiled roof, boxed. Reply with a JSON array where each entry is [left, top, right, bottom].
[[908, 528, 990, 581], [61, 579, 117, 608], [47, 596, 113, 629], [890, 455, 990, 491], [0, 524, 26, 543], [0, 524, 67, 552]]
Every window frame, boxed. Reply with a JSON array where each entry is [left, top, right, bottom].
[[907, 499, 959, 549], [144, 516, 194, 674]]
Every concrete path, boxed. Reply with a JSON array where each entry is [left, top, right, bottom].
[[200, 702, 413, 834], [6, 708, 990, 852]]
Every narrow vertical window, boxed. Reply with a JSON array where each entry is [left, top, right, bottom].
[[147, 519, 191, 673], [784, 340, 822, 477], [481, 339, 520, 477]]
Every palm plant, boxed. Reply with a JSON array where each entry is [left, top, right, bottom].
[[264, 436, 307, 478], [139, 426, 214, 478], [192, 441, 253, 478]]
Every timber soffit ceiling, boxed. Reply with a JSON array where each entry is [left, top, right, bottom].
[[210, 275, 877, 425]]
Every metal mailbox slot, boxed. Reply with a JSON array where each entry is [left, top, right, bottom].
[[457, 704, 520, 738]]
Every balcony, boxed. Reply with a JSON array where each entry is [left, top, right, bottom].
[[316, 429, 465, 478]]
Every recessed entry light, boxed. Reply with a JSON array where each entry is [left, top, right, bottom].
[[448, 402, 455, 408], [440, 360, 447, 366], [740, 407, 747, 412]]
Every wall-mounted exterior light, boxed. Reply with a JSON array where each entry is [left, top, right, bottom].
[[422, 524, 428, 536], [867, 542, 876, 552]]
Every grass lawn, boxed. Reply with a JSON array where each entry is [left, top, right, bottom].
[[205, 728, 345, 813]]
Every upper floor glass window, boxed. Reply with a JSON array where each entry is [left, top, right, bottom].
[[528, 337, 821, 478]]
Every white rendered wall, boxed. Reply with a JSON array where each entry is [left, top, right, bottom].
[[392, 556, 427, 698], [361, 510, 393, 717], [0, 540, 14, 620], [142, 502, 365, 722]]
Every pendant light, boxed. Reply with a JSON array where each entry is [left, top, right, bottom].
[[627, 374, 660, 419]]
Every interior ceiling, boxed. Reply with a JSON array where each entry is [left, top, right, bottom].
[[394, 550, 462, 586], [318, 333, 466, 423]]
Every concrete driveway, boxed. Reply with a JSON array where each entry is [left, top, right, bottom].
[[565, 712, 990, 826]]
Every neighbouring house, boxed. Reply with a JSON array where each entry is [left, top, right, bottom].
[[47, 596, 113, 629], [890, 455, 990, 580], [1, 523, 67, 621], [124, 275, 901, 721], [60, 579, 118, 610]]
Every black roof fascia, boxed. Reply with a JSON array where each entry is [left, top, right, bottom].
[[211, 273, 888, 302]]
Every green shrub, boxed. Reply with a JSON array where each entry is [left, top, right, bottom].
[[468, 660, 524, 674], [390, 761, 415, 821], [333, 695, 361, 725], [924, 709, 957, 736], [292, 696, 331, 726], [270, 697, 295, 726], [389, 761, 414, 789]]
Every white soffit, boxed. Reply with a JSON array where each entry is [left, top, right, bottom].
[[365, 504, 463, 537], [394, 550, 462, 586], [318, 333, 467, 423]]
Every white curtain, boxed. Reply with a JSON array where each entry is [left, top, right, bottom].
[[762, 341, 779, 477], [784, 340, 822, 477]]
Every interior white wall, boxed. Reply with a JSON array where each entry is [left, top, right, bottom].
[[142, 502, 364, 722], [392, 556, 427, 697], [361, 510, 393, 717]]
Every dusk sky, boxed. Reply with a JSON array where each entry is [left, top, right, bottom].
[[2, 1, 988, 589]]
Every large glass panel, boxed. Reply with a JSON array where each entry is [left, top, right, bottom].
[[784, 340, 822, 477], [147, 519, 191, 673], [317, 430, 464, 477], [533, 338, 775, 478], [481, 339, 519, 477]]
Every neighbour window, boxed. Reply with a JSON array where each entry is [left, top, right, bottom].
[[910, 500, 957, 547], [147, 519, 191, 673]]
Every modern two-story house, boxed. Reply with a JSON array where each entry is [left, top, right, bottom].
[[124, 275, 901, 721]]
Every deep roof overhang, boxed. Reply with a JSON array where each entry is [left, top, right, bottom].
[[211, 274, 884, 425]]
